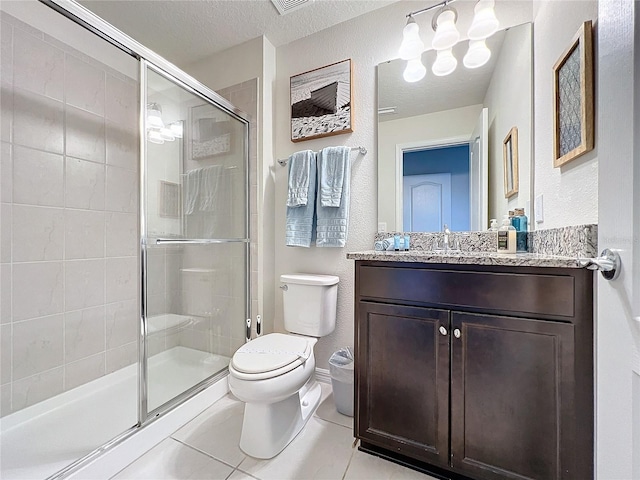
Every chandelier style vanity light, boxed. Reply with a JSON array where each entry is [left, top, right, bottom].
[[398, 0, 499, 82]]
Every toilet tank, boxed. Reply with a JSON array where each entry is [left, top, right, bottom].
[[280, 274, 339, 337]]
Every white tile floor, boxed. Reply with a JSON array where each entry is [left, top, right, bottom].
[[111, 383, 438, 480]]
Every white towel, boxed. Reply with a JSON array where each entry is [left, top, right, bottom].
[[287, 150, 314, 207], [184, 168, 201, 215], [319, 146, 350, 207], [199, 165, 224, 212]]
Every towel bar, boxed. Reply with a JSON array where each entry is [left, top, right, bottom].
[[278, 146, 367, 167]]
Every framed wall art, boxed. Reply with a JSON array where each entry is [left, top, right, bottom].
[[503, 126, 519, 198], [290, 59, 353, 142], [553, 20, 594, 168]]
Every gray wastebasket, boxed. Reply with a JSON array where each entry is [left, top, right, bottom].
[[329, 347, 354, 417]]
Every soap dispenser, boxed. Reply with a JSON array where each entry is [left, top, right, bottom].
[[497, 215, 516, 254]]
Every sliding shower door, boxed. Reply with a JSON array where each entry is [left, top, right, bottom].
[[142, 64, 249, 414]]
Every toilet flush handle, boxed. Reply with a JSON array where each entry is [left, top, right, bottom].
[[279, 284, 288, 291]]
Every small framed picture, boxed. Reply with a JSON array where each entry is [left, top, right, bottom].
[[503, 127, 519, 198], [290, 59, 353, 142], [553, 20, 594, 168]]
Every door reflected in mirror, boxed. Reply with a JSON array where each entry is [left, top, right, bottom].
[[377, 22, 532, 232]]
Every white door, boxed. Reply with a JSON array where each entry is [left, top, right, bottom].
[[596, 2, 640, 478], [470, 108, 488, 231], [403, 173, 452, 232]]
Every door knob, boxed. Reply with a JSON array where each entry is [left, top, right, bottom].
[[577, 248, 621, 280]]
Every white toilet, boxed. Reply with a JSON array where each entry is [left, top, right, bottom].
[[228, 273, 339, 459]]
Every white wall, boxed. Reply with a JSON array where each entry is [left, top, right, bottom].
[[533, 0, 598, 229], [484, 23, 532, 223], [378, 105, 482, 231]]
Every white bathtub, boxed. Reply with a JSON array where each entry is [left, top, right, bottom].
[[0, 347, 229, 480]]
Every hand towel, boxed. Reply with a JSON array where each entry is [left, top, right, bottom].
[[286, 152, 317, 247], [199, 165, 224, 212], [286, 150, 314, 207], [319, 146, 350, 207], [316, 147, 351, 247], [374, 237, 395, 251]]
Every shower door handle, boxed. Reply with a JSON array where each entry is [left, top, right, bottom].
[[153, 238, 249, 245]]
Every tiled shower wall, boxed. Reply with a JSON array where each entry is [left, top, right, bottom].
[[0, 12, 140, 416]]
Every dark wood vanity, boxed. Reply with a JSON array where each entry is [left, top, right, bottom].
[[354, 260, 593, 480]]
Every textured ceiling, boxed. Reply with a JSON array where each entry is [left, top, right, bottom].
[[378, 29, 507, 121], [79, 0, 399, 66]]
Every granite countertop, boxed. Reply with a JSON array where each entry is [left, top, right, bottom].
[[346, 250, 582, 268]]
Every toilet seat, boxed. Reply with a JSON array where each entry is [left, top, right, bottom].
[[231, 333, 313, 381]]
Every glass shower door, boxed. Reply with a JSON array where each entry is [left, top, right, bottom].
[[142, 64, 249, 414]]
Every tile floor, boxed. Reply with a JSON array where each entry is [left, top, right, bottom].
[[111, 383, 437, 480]]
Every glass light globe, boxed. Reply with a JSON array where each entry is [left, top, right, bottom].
[[468, 0, 499, 40], [399, 18, 425, 61], [464, 39, 491, 69], [403, 57, 427, 83], [432, 9, 460, 51], [147, 103, 164, 129], [147, 129, 164, 145], [432, 48, 458, 77], [160, 127, 176, 142]]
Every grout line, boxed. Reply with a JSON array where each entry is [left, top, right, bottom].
[[171, 436, 244, 471], [341, 441, 357, 480]]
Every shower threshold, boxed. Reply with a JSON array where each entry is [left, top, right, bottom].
[[0, 347, 229, 480]]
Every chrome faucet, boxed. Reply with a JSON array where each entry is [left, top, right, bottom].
[[443, 224, 452, 251]]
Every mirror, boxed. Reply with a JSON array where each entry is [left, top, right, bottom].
[[377, 22, 532, 232]]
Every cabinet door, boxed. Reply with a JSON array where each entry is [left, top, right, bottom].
[[356, 302, 450, 466], [450, 312, 575, 480]]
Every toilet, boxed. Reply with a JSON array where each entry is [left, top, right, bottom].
[[228, 273, 339, 459]]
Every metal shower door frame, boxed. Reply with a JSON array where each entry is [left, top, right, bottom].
[[37, 0, 251, 477]]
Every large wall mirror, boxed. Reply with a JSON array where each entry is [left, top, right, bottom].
[[377, 21, 533, 232]]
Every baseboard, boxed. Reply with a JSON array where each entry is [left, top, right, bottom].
[[315, 367, 331, 384]]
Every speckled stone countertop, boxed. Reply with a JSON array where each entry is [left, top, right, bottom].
[[346, 250, 582, 268]]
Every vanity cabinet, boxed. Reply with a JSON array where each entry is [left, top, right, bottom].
[[354, 261, 593, 480]]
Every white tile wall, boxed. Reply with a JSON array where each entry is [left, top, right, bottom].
[[65, 53, 105, 116], [65, 259, 106, 311], [12, 145, 64, 207], [12, 314, 64, 379], [11, 367, 64, 412], [65, 157, 106, 210], [13, 89, 64, 154], [12, 262, 64, 321], [64, 306, 106, 362], [65, 106, 106, 163], [64, 209, 105, 259], [1, 142, 12, 202]]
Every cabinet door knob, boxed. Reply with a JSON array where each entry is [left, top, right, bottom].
[[454, 328, 461, 338], [439, 326, 448, 336]]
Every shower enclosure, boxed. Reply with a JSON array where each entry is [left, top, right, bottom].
[[0, 1, 250, 478]]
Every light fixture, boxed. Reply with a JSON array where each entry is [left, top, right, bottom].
[[159, 127, 176, 142], [398, 0, 499, 82], [146, 103, 164, 129], [147, 129, 164, 145], [431, 7, 459, 51], [398, 16, 425, 60], [168, 121, 184, 139], [464, 39, 491, 68], [403, 56, 427, 82], [432, 48, 458, 76], [468, 0, 499, 40]]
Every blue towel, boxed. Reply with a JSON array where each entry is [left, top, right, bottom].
[[319, 146, 350, 207], [285, 152, 317, 247], [286, 150, 314, 207], [316, 147, 351, 247]]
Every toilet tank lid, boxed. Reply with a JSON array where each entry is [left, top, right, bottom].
[[280, 274, 339, 286]]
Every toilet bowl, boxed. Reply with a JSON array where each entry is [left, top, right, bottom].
[[228, 274, 339, 459]]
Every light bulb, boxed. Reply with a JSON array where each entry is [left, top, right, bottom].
[[148, 129, 164, 145], [464, 40, 491, 68], [403, 57, 426, 83], [432, 9, 460, 51], [147, 103, 165, 129], [468, 0, 499, 40], [432, 48, 457, 76], [160, 127, 175, 142], [399, 17, 425, 61], [168, 121, 183, 138]]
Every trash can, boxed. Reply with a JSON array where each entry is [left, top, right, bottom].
[[329, 347, 354, 417]]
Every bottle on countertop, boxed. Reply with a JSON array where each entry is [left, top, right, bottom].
[[497, 215, 517, 254], [404, 234, 410, 251], [489, 219, 498, 231], [514, 207, 528, 252]]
